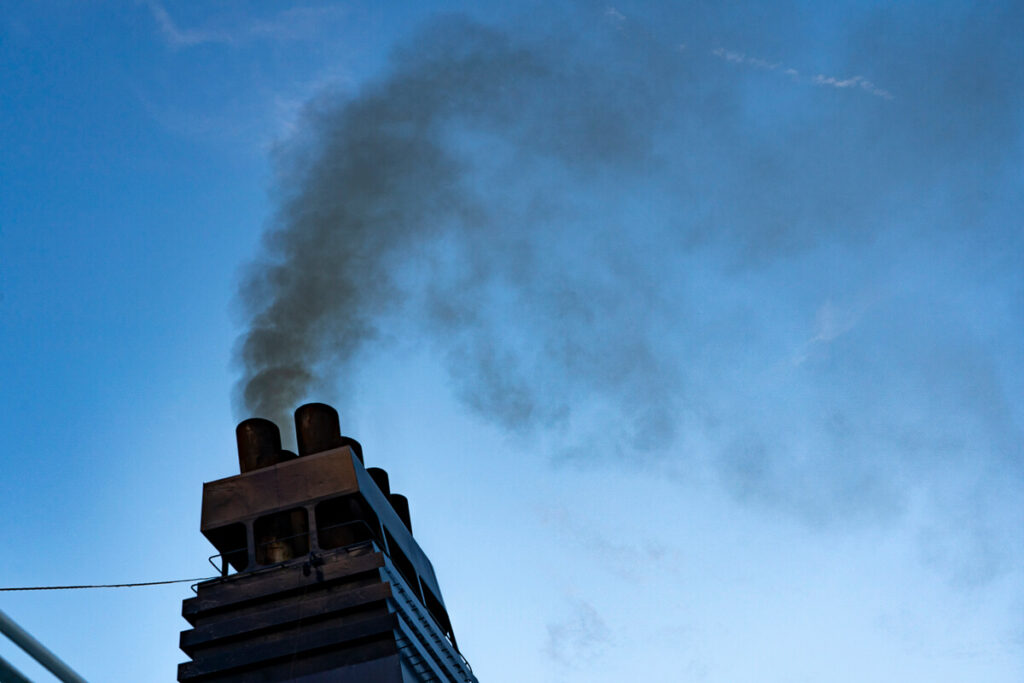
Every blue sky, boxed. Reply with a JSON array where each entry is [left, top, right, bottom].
[[1, 1, 1022, 681]]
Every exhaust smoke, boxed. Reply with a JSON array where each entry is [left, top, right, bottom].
[[234, 6, 1024, 578]]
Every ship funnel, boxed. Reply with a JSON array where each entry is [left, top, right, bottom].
[[236, 418, 295, 473], [294, 403, 343, 456], [367, 467, 391, 496]]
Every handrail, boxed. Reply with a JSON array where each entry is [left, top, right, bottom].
[[196, 518, 474, 676], [316, 518, 380, 542], [208, 548, 247, 575], [381, 562, 476, 681], [0, 609, 87, 683], [0, 652, 32, 683]]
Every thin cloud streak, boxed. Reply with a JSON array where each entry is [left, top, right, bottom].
[[544, 599, 611, 667], [145, 1, 347, 48], [712, 46, 895, 99], [607, 6, 895, 99], [791, 298, 870, 366]]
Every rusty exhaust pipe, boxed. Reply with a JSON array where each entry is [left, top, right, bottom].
[[236, 418, 296, 473], [341, 436, 364, 463], [294, 403, 343, 456], [367, 467, 390, 496], [294, 402, 365, 462]]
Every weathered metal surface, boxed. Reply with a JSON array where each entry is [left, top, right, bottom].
[[340, 435, 364, 463], [181, 582, 393, 652], [389, 493, 412, 535], [179, 543, 473, 682], [178, 612, 398, 680], [235, 418, 295, 473], [295, 402, 344, 456], [367, 467, 391, 496], [183, 548, 386, 623], [198, 443, 443, 607], [201, 446, 359, 531], [181, 402, 472, 682], [351, 459, 439, 595]]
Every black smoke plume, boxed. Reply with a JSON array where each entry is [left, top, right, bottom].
[[236, 5, 1023, 575]]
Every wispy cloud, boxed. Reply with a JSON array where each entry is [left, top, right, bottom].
[[812, 73, 894, 99], [712, 47, 780, 71], [598, 7, 894, 100], [712, 46, 895, 99], [810, 299, 862, 344], [792, 299, 865, 366], [145, 0, 346, 48], [539, 504, 666, 580], [544, 599, 611, 666], [603, 6, 627, 27]]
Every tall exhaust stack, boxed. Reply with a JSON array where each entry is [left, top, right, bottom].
[[178, 403, 476, 682]]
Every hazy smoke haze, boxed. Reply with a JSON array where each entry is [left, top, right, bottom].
[[236, 4, 1023, 577]]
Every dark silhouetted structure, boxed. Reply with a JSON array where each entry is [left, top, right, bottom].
[[178, 403, 477, 682]]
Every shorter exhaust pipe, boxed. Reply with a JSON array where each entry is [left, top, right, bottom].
[[236, 418, 296, 473], [388, 493, 412, 535], [294, 403, 343, 456]]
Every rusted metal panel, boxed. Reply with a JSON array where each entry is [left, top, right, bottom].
[[201, 446, 360, 531], [177, 612, 398, 680], [181, 583, 394, 652], [180, 645, 404, 683], [388, 493, 412, 534], [181, 403, 474, 681], [183, 549, 385, 622], [235, 418, 296, 473], [351, 458, 444, 607]]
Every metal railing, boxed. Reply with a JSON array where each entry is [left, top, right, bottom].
[[205, 519, 382, 578], [0, 609, 87, 683], [382, 562, 476, 682], [197, 517, 474, 677]]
